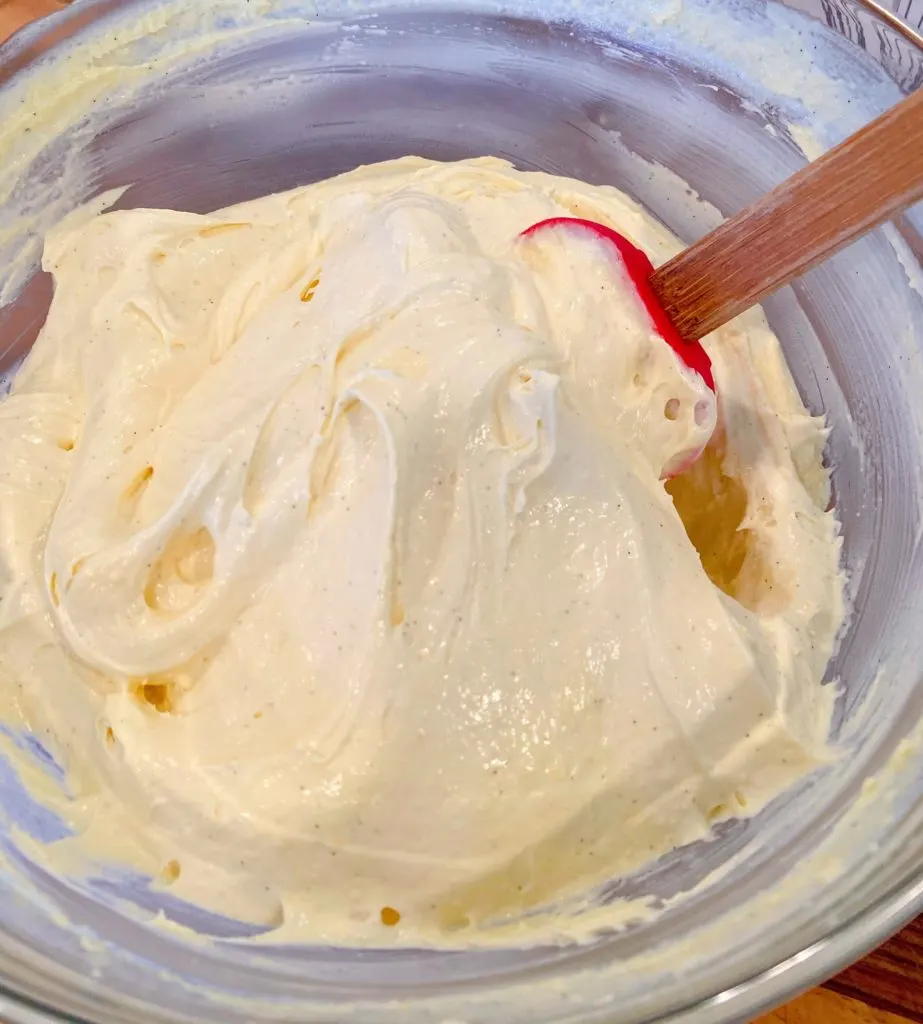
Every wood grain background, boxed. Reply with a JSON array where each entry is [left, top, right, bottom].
[[759, 917, 923, 1023]]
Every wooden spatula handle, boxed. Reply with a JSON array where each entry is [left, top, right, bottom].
[[651, 87, 923, 341]]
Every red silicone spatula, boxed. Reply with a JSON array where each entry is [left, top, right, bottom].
[[522, 86, 923, 397], [521, 216, 717, 391]]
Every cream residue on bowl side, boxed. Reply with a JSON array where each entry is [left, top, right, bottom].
[[0, 0, 907, 311]]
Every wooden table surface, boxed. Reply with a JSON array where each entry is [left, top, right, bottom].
[[758, 916, 923, 1023]]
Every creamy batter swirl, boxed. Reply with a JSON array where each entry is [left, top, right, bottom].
[[0, 158, 843, 942]]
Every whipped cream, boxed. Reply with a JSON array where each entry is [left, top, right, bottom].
[[0, 157, 843, 943]]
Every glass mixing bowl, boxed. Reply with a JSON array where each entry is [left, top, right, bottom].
[[1, 1, 923, 1022]]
